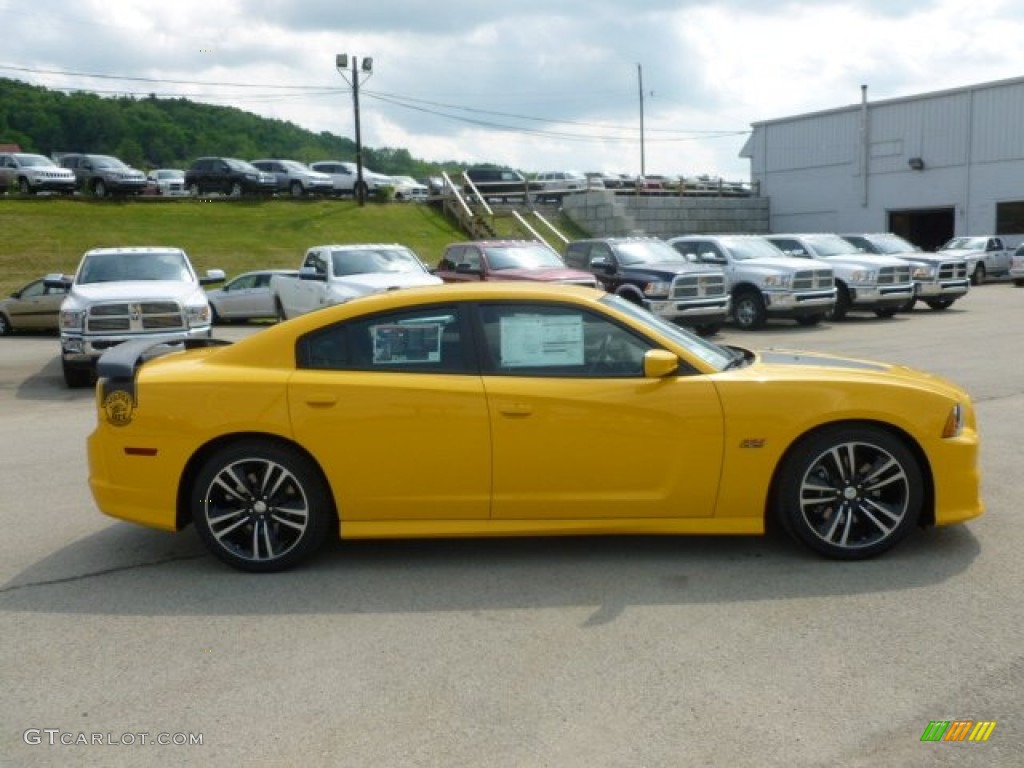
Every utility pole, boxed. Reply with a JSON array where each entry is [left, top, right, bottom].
[[637, 63, 646, 179], [336, 53, 374, 206]]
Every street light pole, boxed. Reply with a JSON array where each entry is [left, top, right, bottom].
[[335, 53, 374, 206]]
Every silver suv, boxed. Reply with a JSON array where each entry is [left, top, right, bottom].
[[59, 153, 147, 197], [0, 152, 76, 195], [250, 159, 334, 198]]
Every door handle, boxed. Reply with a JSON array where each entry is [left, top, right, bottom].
[[304, 394, 337, 407], [497, 402, 533, 416]]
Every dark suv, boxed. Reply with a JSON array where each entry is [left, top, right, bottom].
[[463, 167, 537, 202], [184, 157, 277, 198], [563, 237, 730, 335], [60, 153, 147, 197]]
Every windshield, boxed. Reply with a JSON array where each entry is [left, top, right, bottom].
[[156, 170, 184, 179], [225, 158, 258, 172], [614, 241, 687, 266], [282, 160, 310, 172], [16, 154, 55, 167], [942, 237, 985, 250], [485, 244, 564, 270], [858, 234, 916, 254], [78, 251, 193, 284], [92, 156, 127, 169], [720, 237, 786, 260], [331, 248, 426, 276], [599, 293, 735, 370], [800, 234, 863, 257]]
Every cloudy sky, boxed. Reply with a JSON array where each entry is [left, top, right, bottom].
[[2, 0, 1023, 179]]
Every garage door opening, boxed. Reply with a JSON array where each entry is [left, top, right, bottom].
[[887, 208, 955, 252]]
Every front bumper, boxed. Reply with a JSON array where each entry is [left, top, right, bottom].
[[764, 289, 836, 316], [848, 284, 915, 308], [914, 279, 970, 298], [646, 298, 731, 323], [61, 327, 212, 365]]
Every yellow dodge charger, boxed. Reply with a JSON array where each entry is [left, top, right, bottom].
[[88, 282, 983, 572]]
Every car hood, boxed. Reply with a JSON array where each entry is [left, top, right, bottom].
[[69, 281, 204, 303], [938, 248, 982, 258], [490, 267, 596, 283], [749, 349, 965, 398], [747, 256, 834, 272], [818, 254, 908, 269], [624, 263, 720, 277], [336, 272, 443, 293]]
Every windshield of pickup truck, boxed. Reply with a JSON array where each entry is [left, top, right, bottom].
[[485, 244, 564, 270], [800, 235, 863, 256], [331, 248, 427, 276], [720, 237, 789, 260], [942, 237, 985, 250], [614, 241, 687, 265], [78, 251, 193, 284]]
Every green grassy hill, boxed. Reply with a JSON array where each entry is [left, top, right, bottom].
[[0, 197, 590, 295]]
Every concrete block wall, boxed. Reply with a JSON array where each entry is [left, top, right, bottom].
[[562, 190, 770, 238]]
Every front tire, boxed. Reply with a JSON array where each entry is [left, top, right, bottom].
[[0, 312, 12, 336], [874, 307, 898, 318], [289, 181, 304, 198], [732, 289, 767, 330], [971, 263, 986, 286], [191, 440, 333, 572], [62, 359, 93, 388], [93, 179, 108, 198], [828, 284, 851, 321], [925, 298, 954, 310], [18, 178, 31, 194], [774, 426, 922, 560], [229, 181, 243, 198], [795, 314, 824, 327]]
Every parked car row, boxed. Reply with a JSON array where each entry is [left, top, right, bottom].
[[4, 232, 1013, 344]]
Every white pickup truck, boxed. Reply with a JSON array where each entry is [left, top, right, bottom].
[[48, 246, 224, 387], [937, 236, 1014, 285], [270, 243, 443, 320]]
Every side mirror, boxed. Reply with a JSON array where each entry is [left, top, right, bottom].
[[643, 349, 679, 378], [299, 266, 326, 282], [44, 273, 72, 290], [200, 269, 226, 286]]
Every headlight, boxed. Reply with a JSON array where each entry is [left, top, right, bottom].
[[762, 274, 792, 288], [60, 310, 85, 331], [912, 265, 936, 279], [849, 270, 877, 283], [642, 281, 672, 297], [185, 304, 211, 327], [942, 403, 964, 438]]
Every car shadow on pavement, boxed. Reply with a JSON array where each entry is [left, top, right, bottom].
[[0, 520, 980, 624]]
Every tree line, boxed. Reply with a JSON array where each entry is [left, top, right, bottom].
[[0, 77, 468, 178]]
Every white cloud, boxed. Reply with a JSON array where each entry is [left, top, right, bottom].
[[1, 0, 1023, 179]]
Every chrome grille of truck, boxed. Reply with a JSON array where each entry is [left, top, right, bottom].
[[85, 302, 186, 333], [878, 266, 912, 285], [938, 261, 968, 280], [671, 273, 727, 299], [792, 270, 834, 290]]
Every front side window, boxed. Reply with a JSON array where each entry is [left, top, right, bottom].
[[478, 303, 652, 377], [298, 305, 470, 374]]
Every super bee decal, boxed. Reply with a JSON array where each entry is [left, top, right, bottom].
[[101, 385, 135, 426]]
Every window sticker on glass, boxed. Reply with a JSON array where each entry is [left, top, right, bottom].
[[372, 323, 442, 364], [500, 314, 584, 367]]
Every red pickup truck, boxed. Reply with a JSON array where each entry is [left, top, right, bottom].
[[434, 240, 598, 287]]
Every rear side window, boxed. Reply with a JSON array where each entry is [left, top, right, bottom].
[[298, 305, 473, 374]]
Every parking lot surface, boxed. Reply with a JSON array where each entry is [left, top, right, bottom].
[[1, 286, 1021, 767]]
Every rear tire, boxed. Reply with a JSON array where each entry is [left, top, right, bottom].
[[694, 323, 721, 336], [190, 440, 333, 572]]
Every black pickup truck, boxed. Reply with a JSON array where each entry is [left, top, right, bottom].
[[563, 237, 730, 335]]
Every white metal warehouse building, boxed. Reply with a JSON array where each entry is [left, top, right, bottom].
[[740, 75, 1024, 250]]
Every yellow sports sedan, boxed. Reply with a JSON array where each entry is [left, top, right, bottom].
[[88, 283, 983, 572]]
